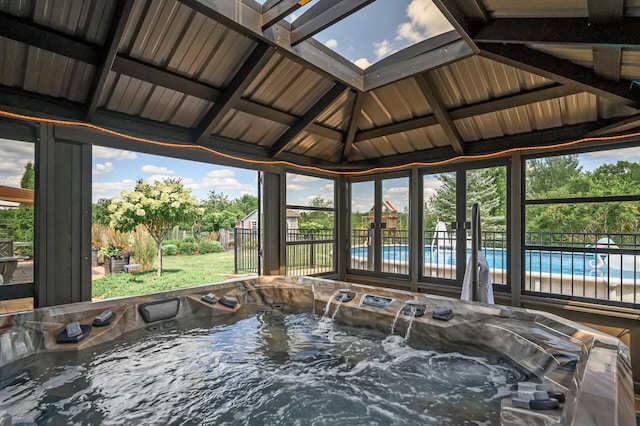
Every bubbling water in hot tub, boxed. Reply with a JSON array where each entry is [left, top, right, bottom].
[[0, 308, 516, 425]]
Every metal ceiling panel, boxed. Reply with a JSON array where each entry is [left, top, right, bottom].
[[0, 0, 32, 17], [482, 0, 588, 18], [103, 73, 154, 115], [167, 94, 210, 128], [140, 85, 189, 124], [358, 78, 432, 131], [8, 0, 116, 45], [1, 38, 94, 102], [597, 97, 638, 119], [102, 73, 210, 127], [627, 0, 640, 17], [121, 0, 255, 88], [351, 139, 380, 159], [431, 55, 551, 109], [288, 132, 343, 162], [316, 89, 352, 131], [0, 38, 29, 88], [456, 92, 601, 142], [622, 50, 640, 80], [555, 92, 597, 125], [530, 44, 593, 68], [216, 109, 288, 145], [244, 53, 333, 116]]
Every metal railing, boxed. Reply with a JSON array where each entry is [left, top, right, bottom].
[[235, 226, 640, 306], [524, 232, 640, 306], [234, 228, 259, 274], [286, 229, 335, 275], [233, 228, 336, 276]]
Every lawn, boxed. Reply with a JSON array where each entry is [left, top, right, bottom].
[[92, 251, 237, 299]]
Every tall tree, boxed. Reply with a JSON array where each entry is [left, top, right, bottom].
[[232, 194, 258, 216], [92, 198, 113, 226], [108, 179, 202, 276], [429, 169, 505, 232], [14, 162, 35, 244], [20, 162, 34, 189], [526, 155, 581, 198]]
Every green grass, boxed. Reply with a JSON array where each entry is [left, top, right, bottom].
[[92, 251, 236, 299]]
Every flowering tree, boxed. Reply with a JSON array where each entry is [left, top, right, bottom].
[[108, 178, 202, 276]]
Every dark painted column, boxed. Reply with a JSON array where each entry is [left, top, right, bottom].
[[409, 167, 420, 291], [509, 153, 522, 307], [34, 123, 92, 307], [335, 175, 347, 280], [262, 169, 284, 275]]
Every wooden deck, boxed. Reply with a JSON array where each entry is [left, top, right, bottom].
[[0, 261, 105, 314]]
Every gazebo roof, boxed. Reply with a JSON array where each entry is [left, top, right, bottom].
[[0, 0, 638, 171]]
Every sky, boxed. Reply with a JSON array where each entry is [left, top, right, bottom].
[[290, 0, 454, 69]]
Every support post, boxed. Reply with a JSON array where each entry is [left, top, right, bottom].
[[34, 123, 92, 307], [262, 169, 284, 275], [509, 153, 523, 307]]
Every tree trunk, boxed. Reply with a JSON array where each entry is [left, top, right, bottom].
[[157, 240, 163, 277]]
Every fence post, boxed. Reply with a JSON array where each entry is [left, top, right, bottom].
[[233, 228, 238, 274]]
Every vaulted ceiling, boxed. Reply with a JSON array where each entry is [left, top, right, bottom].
[[0, 0, 639, 170]]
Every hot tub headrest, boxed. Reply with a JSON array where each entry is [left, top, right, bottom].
[[139, 298, 180, 323]]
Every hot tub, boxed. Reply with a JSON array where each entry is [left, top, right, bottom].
[[0, 276, 634, 425]]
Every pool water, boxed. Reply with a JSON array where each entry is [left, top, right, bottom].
[[0, 312, 514, 425], [352, 246, 640, 279]]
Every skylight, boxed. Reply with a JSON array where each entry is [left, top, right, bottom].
[[314, 0, 454, 69]]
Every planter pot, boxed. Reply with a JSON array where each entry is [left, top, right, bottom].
[[91, 249, 99, 267], [104, 256, 129, 275]]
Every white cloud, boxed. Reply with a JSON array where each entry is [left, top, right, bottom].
[[288, 174, 320, 184], [206, 169, 236, 178], [141, 164, 175, 174], [374, 39, 396, 60], [0, 174, 22, 187], [93, 146, 137, 161], [353, 57, 372, 69], [395, 0, 453, 44], [92, 179, 137, 202], [0, 140, 34, 178], [387, 187, 408, 195], [0, 161, 25, 174], [200, 169, 255, 194], [0, 139, 34, 158], [93, 162, 114, 176], [584, 147, 640, 159], [325, 38, 338, 49], [286, 184, 307, 191]]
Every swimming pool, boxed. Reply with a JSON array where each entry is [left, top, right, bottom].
[[0, 276, 633, 425], [351, 246, 640, 279]]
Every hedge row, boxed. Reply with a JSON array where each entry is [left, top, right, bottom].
[[161, 238, 225, 256]]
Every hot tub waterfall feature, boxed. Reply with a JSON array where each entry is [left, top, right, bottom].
[[0, 276, 634, 425]]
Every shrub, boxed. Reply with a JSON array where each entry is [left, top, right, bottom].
[[178, 240, 196, 255], [130, 225, 156, 271], [163, 239, 181, 247], [182, 235, 196, 243], [198, 240, 225, 254], [162, 244, 177, 256]]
